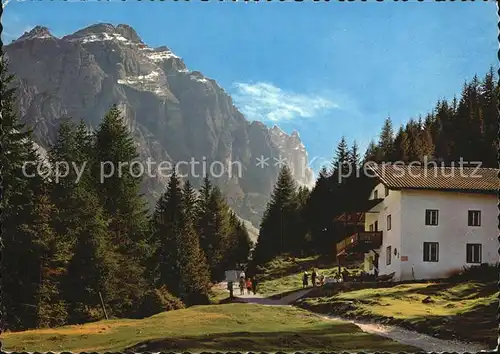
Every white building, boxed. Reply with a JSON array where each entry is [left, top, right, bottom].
[[336, 165, 499, 281]]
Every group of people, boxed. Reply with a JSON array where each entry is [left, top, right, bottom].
[[238, 270, 257, 295], [302, 269, 324, 288]]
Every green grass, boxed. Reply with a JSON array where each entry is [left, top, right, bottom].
[[209, 285, 230, 304], [255, 255, 362, 296], [297, 280, 498, 348], [2, 303, 417, 352]]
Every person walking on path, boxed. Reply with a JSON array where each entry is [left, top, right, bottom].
[[239, 276, 245, 295], [252, 277, 258, 294], [246, 278, 253, 295], [302, 271, 309, 288], [318, 273, 325, 286], [311, 269, 317, 287]]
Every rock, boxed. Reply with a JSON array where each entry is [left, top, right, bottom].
[[422, 296, 434, 304]]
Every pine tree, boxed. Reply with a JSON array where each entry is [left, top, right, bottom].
[[232, 219, 253, 266], [93, 105, 150, 254], [153, 170, 183, 294], [331, 136, 349, 175], [206, 186, 233, 281], [63, 188, 114, 323], [363, 140, 379, 163], [479, 67, 498, 167], [253, 166, 298, 263], [377, 117, 394, 161], [91, 106, 151, 315], [32, 187, 70, 328], [392, 126, 411, 162], [304, 167, 332, 254], [349, 141, 360, 167], [197, 176, 214, 263], [0, 53, 49, 329], [177, 180, 211, 305]]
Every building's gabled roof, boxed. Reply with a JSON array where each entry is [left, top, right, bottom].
[[368, 164, 499, 194]]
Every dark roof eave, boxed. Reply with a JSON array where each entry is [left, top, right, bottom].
[[388, 186, 498, 195]]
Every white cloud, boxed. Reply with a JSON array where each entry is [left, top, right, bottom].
[[231, 82, 339, 122]]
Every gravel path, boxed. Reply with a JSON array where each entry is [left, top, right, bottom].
[[237, 288, 313, 305], [218, 283, 489, 352], [323, 315, 488, 352]]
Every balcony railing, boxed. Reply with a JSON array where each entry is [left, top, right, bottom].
[[336, 231, 383, 256]]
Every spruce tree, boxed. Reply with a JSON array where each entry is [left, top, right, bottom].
[[93, 105, 150, 254], [32, 187, 70, 328], [377, 117, 395, 161], [0, 53, 49, 329], [254, 166, 298, 263], [331, 136, 349, 175], [206, 186, 233, 281], [197, 176, 214, 264], [91, 106, 151, 315], [153, 170, 183, 294], [177, 180, 211, 305], [63, 188, 114, 323]]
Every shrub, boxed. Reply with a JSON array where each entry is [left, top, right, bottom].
[[70, 304, 106, 324], [447, 263, 498, 283], [135, 286, 185, 318]]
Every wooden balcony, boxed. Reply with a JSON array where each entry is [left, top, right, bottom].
[[336, 231, 383, 256]]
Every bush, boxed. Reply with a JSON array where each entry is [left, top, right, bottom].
[[447, 263, 498, 283], [69, 304, 106, 324], [135, 286, 185, 318]]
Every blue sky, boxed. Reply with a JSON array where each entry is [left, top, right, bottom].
[[3, 1, 497, 172]]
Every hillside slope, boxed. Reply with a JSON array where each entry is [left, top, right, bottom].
[[2, 303, 416, 352]]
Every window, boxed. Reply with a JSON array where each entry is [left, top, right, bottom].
[[387, 215, 392, 230], [423, 242, 439, 262], [466, 244, 482, 263], [468, 210, 481, 227], [374, 190, 378, 199], [425, 209, 439, 226], [386, 246, 392, 265], [385, 186, 389, 197], [374, 221, 378, 231]]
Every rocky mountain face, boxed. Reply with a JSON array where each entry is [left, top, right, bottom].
[[5, 23, 314, 231]]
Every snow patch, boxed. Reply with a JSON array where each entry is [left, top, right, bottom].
[[146, 50, 180, 62], [117, 71, 168, 96], [70, 32, 135, 46], [117, 71, 160, 85], [189, 74, 209, 84]]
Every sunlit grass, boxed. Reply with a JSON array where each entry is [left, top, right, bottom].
[[2, 303, 417, 352], [297, 280, 498, 346]]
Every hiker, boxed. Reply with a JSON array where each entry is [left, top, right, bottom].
[[302, 271, 309, 288], [246, 278, 253, 295], [342, 268, 350, 282], [318, 274, 325, 286], [311, 269, 317, 287], [239, 276, 245, 295]]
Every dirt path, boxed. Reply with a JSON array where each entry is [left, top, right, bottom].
[[218, 283, 488, 351], [322, 315, 488, 352], [224, 284, 488, 351], [237, 288, 313, 305]]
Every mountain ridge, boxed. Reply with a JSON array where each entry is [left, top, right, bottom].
[[6, 23, 315, 230]]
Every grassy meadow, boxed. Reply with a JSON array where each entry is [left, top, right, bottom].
[[1, 303, 417, 352], [297, 280, 498, 347]]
